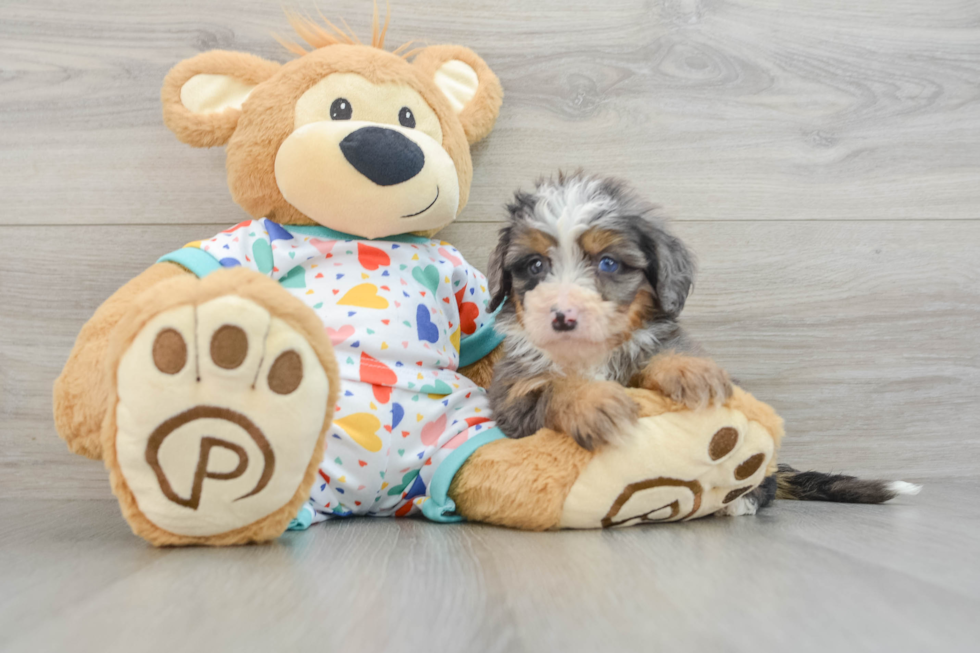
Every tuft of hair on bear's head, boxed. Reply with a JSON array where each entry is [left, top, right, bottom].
[[275, 2, 420, 59]]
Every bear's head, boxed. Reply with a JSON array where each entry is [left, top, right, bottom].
[[161, 11, 502, 239]]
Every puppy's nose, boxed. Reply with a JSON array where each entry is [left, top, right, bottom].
[[551, 310, 578, 332], [340, 126, 425, 186]]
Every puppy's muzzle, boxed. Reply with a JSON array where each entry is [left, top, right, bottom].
[[340, 126, 425, 186]]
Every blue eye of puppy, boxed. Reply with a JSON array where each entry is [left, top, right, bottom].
[[527, 257, 546, 276], [398, 107, 416, 128], [598, 256, 620, 273], [330, 98, 352, 120]]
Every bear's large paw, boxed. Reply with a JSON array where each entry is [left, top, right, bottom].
[[558, 399, 776, 528], [105, 275, 336, 545]]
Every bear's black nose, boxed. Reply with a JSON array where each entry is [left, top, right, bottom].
[[339, 126, 425, 186]]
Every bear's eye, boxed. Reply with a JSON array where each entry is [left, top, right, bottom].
[[330, 98, 352, 120], [398, 107, 416, 129]]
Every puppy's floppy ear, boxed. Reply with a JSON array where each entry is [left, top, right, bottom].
[[412, 45, 503, 145], [487, 224, 514, 313], [162, 51, 280, 148], [639, 222, 696, 318]]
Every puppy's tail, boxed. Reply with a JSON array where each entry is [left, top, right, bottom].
[[774, 464, 921, 503]]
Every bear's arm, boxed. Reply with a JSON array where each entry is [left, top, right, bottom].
[[53, 261, 192, 460]]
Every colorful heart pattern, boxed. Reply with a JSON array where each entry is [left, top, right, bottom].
[[339, 283, 389, 309], [279, 266, 306, 289], [326, 325, 355, 346], [438, 247, 463, 267], [412, 264, 440, 294], [420, 379, 452, 396], [416, 304, 440, 343], [310, 238, 336, 256], [358, 243, 391, 270], [183, 220, 498, 520], [420, 414, 447, 446], [334, 413, 383, 453]]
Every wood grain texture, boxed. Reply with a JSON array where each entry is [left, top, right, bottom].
[[1, 483, 977, 652], [1, 0, 980, 226], [2, 220, 977, 499]]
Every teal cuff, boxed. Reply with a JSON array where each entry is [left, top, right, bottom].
[[287, 503, 316, 531], [459, 320, 505, 367], [158, 247, 223, 279], [421, 427, 506, 523]]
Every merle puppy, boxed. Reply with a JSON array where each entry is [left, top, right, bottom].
[[486, 171, 919, 513]]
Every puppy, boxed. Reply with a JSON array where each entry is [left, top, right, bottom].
[[486, 172, 921, 515], [486, 171, 730, 451]]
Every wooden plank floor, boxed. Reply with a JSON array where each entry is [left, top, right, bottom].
[[1, 0, 978, 650], [1, 483, 976, 653]]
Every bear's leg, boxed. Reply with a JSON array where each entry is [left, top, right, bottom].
[[449, 429, 596, 530], [450, 388, 781, 530], [55, 262, 190, 460], [99, 268, 339, 546]]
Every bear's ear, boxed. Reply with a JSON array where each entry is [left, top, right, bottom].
[[412, 45, 503, 145], [161, 51, 280, 148]]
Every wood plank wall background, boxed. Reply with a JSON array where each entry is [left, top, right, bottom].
[[1, 0, 978, 499]]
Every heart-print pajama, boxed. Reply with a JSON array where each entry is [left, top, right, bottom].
[[159, 218, 504, 524]]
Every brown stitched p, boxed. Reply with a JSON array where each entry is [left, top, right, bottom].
[[601, 477, 703, 528], [144, 406, 276, 510]]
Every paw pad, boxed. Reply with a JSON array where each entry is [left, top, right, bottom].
[[210, 324, 248, 369], [708, 426, 738, 460], [113, 295, 330, 537], [722, 486, 752, 504], [268, 351, 303, 395], [734, 453, 765, 481], [152, 328, 187, 375]]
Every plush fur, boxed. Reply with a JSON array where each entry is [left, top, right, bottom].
[[60, 9, 505, 454], [160, 35, 501, 233], [449, 428, 596, 531], [54, 10, 509, 545], [411, 45, 504, 145], [161, 51, 282, 148]]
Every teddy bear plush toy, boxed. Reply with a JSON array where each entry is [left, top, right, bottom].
[[53, 11, 784, 546]]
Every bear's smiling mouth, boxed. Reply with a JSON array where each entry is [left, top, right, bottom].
[[400, 186, 439, 218]]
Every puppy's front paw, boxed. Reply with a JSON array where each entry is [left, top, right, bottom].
[[551, 381, 639, 451], [640, 354, 732, 410]]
